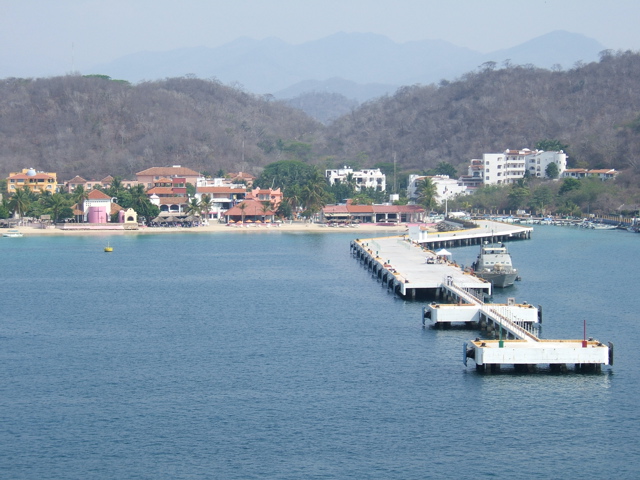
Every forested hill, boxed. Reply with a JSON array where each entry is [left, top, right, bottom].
[[2, 51, 640, 183], [0, 76, 323, 180], [324, 50, 640, 175]]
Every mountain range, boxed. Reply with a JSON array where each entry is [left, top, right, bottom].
[[90, 31, 606, 103]]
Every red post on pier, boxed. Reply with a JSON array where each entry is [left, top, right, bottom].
[[582, 319, 587, 348]]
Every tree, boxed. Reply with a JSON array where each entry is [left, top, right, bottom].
[[72, 185, 90, 206], [0, 197, 10, 219], [43, 193, 73, 222], [285, 185, 302, 219], [199, 194, 213, 220], [529, 185, 554, 214], [238, 202, 248, 224], [127, 184, 159, 219], [433, 162, 458, 178], [259, 201, 273, 221], [186, 198, 201, 218], [107, 177, 126, 200], [254, 160, 317, 190], [545, 162, 559, 179], [507, 185, 531, 210], [416, 177, 438, 212], [299, 168, 329, 217], [559, 178, 581, 195], [9, 187, 32, 218], [536, 139, 569, 152]]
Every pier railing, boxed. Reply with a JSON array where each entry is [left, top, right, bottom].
[[482, 306, 539, 342], [445, 281, 540, 342]]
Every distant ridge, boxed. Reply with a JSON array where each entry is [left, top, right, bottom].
[[88, 31, 605, 103]]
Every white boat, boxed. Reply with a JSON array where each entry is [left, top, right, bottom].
[[471, 241, 519, 288], [2, 229, 23, 237]]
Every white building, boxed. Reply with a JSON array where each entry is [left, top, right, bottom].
[[467, 149, 567, 185], [325, 167, 386, 192], [407, 175, 468, 204], [562, 168, 618, 181]]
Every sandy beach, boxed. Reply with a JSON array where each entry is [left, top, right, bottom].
[[11, 221, 415, 237]]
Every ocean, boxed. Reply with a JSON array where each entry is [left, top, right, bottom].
[[1, 225, 638, 479]]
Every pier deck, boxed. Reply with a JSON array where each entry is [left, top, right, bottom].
[[350, 220, 613, 372], [351, 235, 492, 298]]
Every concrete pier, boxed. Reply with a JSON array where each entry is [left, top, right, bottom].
[[350, 220, 613, 373], [350, 235, 492, 299]]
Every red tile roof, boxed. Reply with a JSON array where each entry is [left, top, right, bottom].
[[87, 189, 112, 200], [225, 200, 275, 216]]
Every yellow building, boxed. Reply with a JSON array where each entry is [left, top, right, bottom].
[[6, 168, 58, 194]]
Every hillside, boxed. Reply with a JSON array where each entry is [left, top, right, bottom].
[[1, 51, 640, 185], [323, 50, 640, 176], [0, 76, 323, 180]]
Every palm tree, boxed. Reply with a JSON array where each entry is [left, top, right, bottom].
[[199, 194, 213, 221], [9, 187, 32, 219], [238, 202, 248, 224], [129, 184, 159, 220], [417, 177, 438, 212], [345, 172, 356, 195], [186, 198, 201, 218], [300, 168, 329, 218], [260, 201, 272, 222], [108, 177, 126, 201], [72, 185, 90, 207], [285, 185, 302, 219], [43, 193, 72, 223]]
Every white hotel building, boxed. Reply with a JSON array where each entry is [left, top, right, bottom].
[[407, 175, 468, 204], [325, 167, 386, 192], [466, 149, 567, 186]]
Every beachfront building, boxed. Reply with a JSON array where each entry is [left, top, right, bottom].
[[325, 167, 386, 192], [223, 200, 277, 224], [6, 168, 57, 194], [562, 168, 618, 181], [194, 186, 248, 220], [245, 187, 283, 210], [77, 189, 122, 223], [320, 201, 425, 224], [144, 176, 190, 213], [64, 175, 139, 192], [407, 175, 468, 204], [466, 149, 567, 186], [136, 165, 202, 189]]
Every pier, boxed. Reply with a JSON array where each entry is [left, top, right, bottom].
[[350, 235, 492, 299], [351, 220, 613, 372]]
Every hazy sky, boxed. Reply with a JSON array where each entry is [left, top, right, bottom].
[[2, 0, 639, 77]]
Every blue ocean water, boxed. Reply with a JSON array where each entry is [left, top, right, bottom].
[[0, 226, 638, 479]]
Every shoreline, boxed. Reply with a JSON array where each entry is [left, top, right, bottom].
[[9, 222, 416, 237]]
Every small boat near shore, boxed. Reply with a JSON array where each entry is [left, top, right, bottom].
[[2, 229, 23, 237], [471, 241, 519, 288]]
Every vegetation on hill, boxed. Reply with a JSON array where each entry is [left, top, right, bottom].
[[0, 75, 323, 180], [324, 50, 640, 177], [2, 51, 640, 218]]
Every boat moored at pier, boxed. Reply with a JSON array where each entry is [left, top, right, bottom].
[[471, 241, 519, 288]]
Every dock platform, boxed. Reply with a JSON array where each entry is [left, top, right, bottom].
[[351, 220, 613, 372]]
